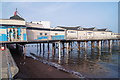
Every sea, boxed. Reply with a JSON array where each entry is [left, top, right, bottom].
[[25, 41, 120, 78]]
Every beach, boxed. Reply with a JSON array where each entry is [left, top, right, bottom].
[[9, 46, 77, 79]]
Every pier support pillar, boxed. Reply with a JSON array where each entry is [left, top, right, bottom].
[[119, 40, 120, 46], [118, 40, 120, 47], [77, 41, 80, 51], [23, 45, 26, 59], [58, 41, 61, 64], [68, 42, 71, 54], [91, 41, 95, 60], [91, 41, 94, 54], [98, 41, 101, 56], [43, 43, 45, 57], [71, 42, 73, 51], [37, 43, 39, 56], [108, 40, 112, 53], [62, 42, 65, 57], [66, 42, 69, 64], [48, 43, 50, 54], [47, 43, 50, 59], [39, 43, 41, 55], [52, 43, 55, 57], [112, 40, 114, 46], [84, 41, 87, 60]]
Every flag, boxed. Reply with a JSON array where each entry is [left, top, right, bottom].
[[14, 11, 17, 16]]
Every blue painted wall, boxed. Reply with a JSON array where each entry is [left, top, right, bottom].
[[18, 28, 21, 36], [37, 36, 48, 40], [52, 35, 65, 40], [0, 34, 7, 41], [0, 25, 27, 41], [23, 33, 27, 40]]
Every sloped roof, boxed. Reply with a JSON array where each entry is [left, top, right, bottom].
[[57, 26, 82, 30], [10, 15, 25, 21], [83, 27, 97, 31], [97, 28, 107, 31], [97, 28, 112, 32]]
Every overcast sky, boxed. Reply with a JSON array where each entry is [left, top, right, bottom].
[[1, 2, 118, 33]]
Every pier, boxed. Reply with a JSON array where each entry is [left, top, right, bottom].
[[0, 37, 120, 78]]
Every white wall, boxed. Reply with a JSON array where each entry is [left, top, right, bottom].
[[27, 29, 50, 40], [26, 22, 44, 28], [32, 21, 50, 28], [0, 19, 25, 26], [66, 30, 78, 39]]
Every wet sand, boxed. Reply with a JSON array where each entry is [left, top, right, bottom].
[[9, 46, 77, 78]]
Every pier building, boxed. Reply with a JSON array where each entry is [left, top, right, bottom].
[[0, 10, 27, 42], [27, 24, 115, 41]]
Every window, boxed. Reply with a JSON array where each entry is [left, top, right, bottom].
[[101, 32, 105, 34], [40, 33, 42, 35], [45, 33, 47, 35], [87, 32, 92, 35], [55, 33, 58, 35], [68, 31, 76, 33]]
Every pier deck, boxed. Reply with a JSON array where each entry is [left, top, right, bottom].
[[0, 38, 120, 44], [0, 48, 18, 79]]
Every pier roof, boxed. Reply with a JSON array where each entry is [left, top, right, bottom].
[[83, 27, 97, 31], [10, 9, 25, 21], [57, 26, 82, 30], [10, 15, 25, 21], [97, 28, 112, 32]]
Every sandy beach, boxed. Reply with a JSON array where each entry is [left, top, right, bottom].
[[8, 46, 77, 79]]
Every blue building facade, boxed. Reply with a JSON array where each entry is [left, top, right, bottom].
[[0, 11, 27, 42]]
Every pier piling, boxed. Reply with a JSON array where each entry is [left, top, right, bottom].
[[43, 43, 45, 57], [52, 43, 55, 57], [39, 43, 41, 55], [62, 42, 65, 57], [98, 40, 101, 56], [58, 41, 61, 64], [23, 45, 26, 59], [66, 42, 69, 64]]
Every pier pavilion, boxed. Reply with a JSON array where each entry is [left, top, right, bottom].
[[0, 10, 27, 42]]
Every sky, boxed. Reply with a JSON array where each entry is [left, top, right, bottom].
[[1, 2, 118, 33]]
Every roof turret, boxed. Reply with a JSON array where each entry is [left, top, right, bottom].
[[10, 8, 25, 21]]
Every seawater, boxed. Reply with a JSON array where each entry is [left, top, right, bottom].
[[25, 41, 120, 78]]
